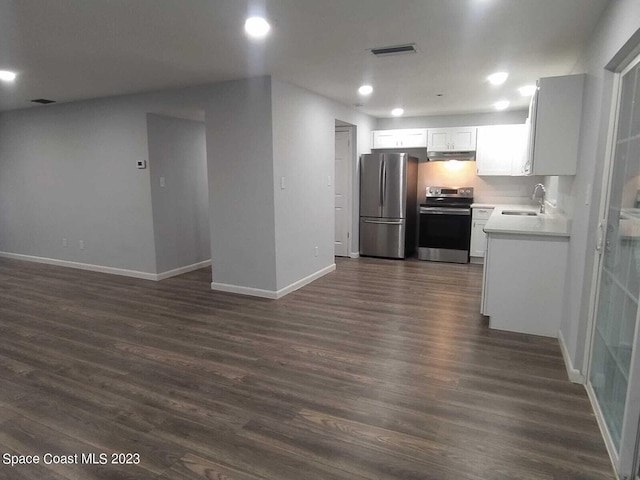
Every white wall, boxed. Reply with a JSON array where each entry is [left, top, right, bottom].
[[0, 99, 158, 273], [205, 77, 278, 292], [417, 161, 544, 204], [0, 75, 373, 294], [271, 79, 375, 289], [562, 0, 640, 373], [147, 114, 209, 274]]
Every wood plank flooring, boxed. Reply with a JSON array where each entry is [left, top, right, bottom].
[[0, 256, 614, 480]]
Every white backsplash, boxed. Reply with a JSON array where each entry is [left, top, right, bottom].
[[418, 160, 544, 205]]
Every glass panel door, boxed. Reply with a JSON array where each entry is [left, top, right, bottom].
[[589, 55, 640, 470]]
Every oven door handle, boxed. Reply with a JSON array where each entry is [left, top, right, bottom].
[[420, 207, 471, 215]]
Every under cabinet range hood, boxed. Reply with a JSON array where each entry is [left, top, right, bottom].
[[427, 151, 476, 162]]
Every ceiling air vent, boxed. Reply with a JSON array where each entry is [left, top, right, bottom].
[[30, 98, 56, 105], [370, 44, 417, 57]]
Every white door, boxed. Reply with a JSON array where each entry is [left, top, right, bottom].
[[587, 52, 640, 479], [335, 129, 351, 257]]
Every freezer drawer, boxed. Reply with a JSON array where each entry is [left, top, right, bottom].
[[359, 217, 405, 259]]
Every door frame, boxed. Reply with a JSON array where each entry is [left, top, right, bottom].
[[335, 125, 354, 257], [584, 50, 640, 479]]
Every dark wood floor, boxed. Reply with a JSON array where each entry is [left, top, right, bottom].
[[0, 256, 614, 480]]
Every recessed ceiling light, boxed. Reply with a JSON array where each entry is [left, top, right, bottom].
[[244, 16, 271, 39], [487, 72, 509, 85], [518, 85, 537, 96], [0, 70, 17, 82], [494, 100, 510, 111], [358, 85, 373, 96], [391, 108, 404, 117]]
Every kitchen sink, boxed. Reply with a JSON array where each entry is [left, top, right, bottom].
[[502, 210, 537, 216]]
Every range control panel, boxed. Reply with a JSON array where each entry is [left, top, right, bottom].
[[425, 186, 474, 198]]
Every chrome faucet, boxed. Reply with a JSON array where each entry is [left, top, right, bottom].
[[532, 183, 546, 214]]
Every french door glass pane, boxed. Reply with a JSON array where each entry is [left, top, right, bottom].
[[590, 62, 640, 451]]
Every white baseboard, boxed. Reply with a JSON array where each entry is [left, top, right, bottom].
[[0, 251, 211, 282], [156, 260, 211, 280], [275, 263, 335, 298], [210, 282, 278, 299], [349, 252, 360, 259], [558, 329, 585, 384], [0, 251, 157, 281], [211, 263, 336, 299]]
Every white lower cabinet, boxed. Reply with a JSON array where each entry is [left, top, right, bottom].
[[470, 207, 494, 261], [481, 232, 568, 337]]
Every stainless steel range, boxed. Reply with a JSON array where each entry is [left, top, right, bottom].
[[418, 186, 473, 263]]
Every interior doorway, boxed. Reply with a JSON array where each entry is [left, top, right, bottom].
[[334, 121, 354, 257], [146, 108, 211, 279]]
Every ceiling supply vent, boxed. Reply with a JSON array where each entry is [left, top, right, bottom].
[[370, 44, 417, 57], [30, 98, 56, 104]]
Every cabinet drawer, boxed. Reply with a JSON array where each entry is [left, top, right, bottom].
[[472, 207, 494, 220]]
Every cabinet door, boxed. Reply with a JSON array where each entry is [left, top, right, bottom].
[[427, 128, 450, 150], [476, 125, 527, 176], [450, 127, 477, 151], [400, 129, 427, 148], [372, 131, 399, 149], [470, 219, 488, 257]]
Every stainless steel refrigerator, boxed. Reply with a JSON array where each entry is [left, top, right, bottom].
[[359, 153, 418, 259]]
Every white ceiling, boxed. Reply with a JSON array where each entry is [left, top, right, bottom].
[[0, 0, 610, 117]]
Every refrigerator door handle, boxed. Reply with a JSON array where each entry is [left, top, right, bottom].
[[363, 219, 404, 225], [379, 160, 384, 206], [382, 160, 387, 208]]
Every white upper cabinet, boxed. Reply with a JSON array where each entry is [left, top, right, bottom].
[[523, 74, 585, 176], [401, 129, 428, 148], [371, 129, 427, 149], [427, 127, 477, 151], [427, 128, 450, 150], [476, 124, 527, 176]]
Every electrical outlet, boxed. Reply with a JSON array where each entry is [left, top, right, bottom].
[[280, 176, 286, 190], [160, 177, 165, 188], [314, 246, 319, 257], [328, 175, 332, 186], [62, 238, 67, 247], [79, 240, 84, 250]]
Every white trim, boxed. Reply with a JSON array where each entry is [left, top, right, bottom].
[[210, 282, 278, 299], [0, 251, 157, 280], [211, 263, 336, 299], [156, 260, 211, 280], [335, 126, 354, 257], [584, 71, 623, 382], [349, 252, 360, 259], [558, 329, 585, 384], [276, 263, 335, 298], [586, 382, 620, 476]]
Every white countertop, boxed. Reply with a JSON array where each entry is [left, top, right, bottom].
[[483, 205, 571, 238]]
